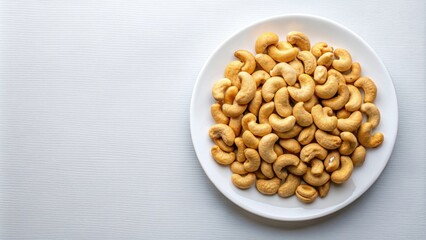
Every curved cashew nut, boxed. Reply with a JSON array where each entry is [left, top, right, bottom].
[[211, 145, 235, 165], [258, 133, 279, 163], [241, 113, 256, 132], [274, 144, 284, 156], [252, 70, 270, 87], [315, 129, 342, 150], [288, 74, 315, 102], [295, 184, 318, 203], [360, 103, 381, 128], [262, 76, 286, 102], [315, 75, 339, 99], [234, 137, 246, 163], [248, 90, 263, 116], [303, 168, 330, 187], [293, 102, 313, 127], [214, 138, 234, 153], [303, 94, 319, 113], [269, 114, 296, 132], [255, 32, 279, 54], [278, 174, 301, 198], [256, 177, 281, 195], [337, 110, 362, 132], [211, 103, 229, 124], [224, 61, 243, 89], [331, 156, 353, 184], [317, 181, 331, 198], [235, 72, 257, 105], [311, 42, 333, 58], [288, 58, 304, 77], [260, 161, 275, 178], [298, 124, 317, 145], [248, 121, 272, 137], [311, 105, 338, 132], [345, 85, 362, 111], [354, 77, 377, 103], [273, 154, 300, 179], [328, 69, 346, 85], [311, 159, 324, 176], [321, 83, 350, 110], [255, 53, 276, 72], [324, 151, 340, 172], [274, 87, 292, 117], [287, 160, 308, 176], [258, 101, 275, 124], [279, 138, 301, 154], [231, 173, 256, 189], [223, 86, 238, 104], [242, 130, 259, 149], [267, 45, 299, 62], [297, 51, 317, 75], [357, 122, 384, 148], [244, 148, 261, 172], [274, 124, 302, 139], [343, 62, 361, 83], [222, 100, 247, 118], [300, 143, 328, 162], [332, 48, 352, 72], [229, 115, 242, 136], [287, 31, 311, 51], [351, 145, 366, 166], [231, 161, 248, 174], [317, 52, 334, 68], [270, 62, 297, 86], [339, 132, 358, 155], [314, 65, 328, 84], [234, 50, 256, 74], [212, 78, 231, 102], [209, 123, 235, 146]]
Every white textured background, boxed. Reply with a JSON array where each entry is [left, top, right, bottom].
[[0, 1, 425, 239]]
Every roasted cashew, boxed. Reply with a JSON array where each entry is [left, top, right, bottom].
[[339, 132, 358, 155], [255, 53, 276, 72], [212, 78, 231, 102], [261, 161, 275, 178], [315, 74, 339, 99], [262, 76, 287, 102], [311, 105, 338, 132], [303, 168, 330, 187], [332, 48, 352, 72], [273, 154, 300, 179], [293, 102, 313, 127], [321, 84, 350, 110], [268, 114, 296, 132], [214, 138, 234, 153], [297, 51, 317, 75], [228, 115, 242, 136], [289, 58, 304, 77], [315, 129, 342, 150], [241, 113, 256, 132], [279, 138, 301, 154], [331, 156, 353, 184], [211, 145, 235, 165], [224, 86, 238, 104], [248, 90, 263, 116], [351, 145, 366, 166], [311, 159, 324, 176], [234, 50, 256, 74], [287, 31, 311, 51], [360, 103, 381, 128], [248, 121, 272, 137], [298, 124, 317, 145], [288, 74, 315, 102], [252, 70, 270, 87], [235, 72, 257, 105], [222, 99, 247, 118], [244, 148, 261, 172], [287, 160, 308, 176], [317, 52, 334, 68], [328, 69, 346, 85], [255, 32, 279, 54], [209, 123, 236, 146], [231, 173, 256, 189], [278, 174, 301, 198], [267, 45, 299, 62], [311, 42, 333, 58], [270, 62, 297, 86], [275, 124, 303, 139], [300, 143, 328, 163], [274, 87, 293, 117], [211, 103, 229, 124], [235, 137, 246, 163], [324, 151, 340, 172], [343, 62, 361, 83], [337, 109, 352, 119], [242, 130, 259, 149], [258, 133, 279, 163], [354, 77, 377, 103], [256, 177, 281, 195], [295, 184, 318, 203], [231, 161, 248, 174], [345, 85, 362, 111], [303, 94, 319, 113], [337, 110, 362, 132], [225, 61, 243, 89], [259, 101, 275, 124], [318, 181, 331, 198], [274, 144, 284, 156], [314, 65, 328, 84], [357, 122, 384, 148]]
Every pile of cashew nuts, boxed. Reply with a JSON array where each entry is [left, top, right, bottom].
[[209, 31, 384, 203]]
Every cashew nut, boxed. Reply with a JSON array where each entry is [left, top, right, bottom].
[[234, 50, 256, 74], [273, 154, 300, 179], [317, 52, 334, 68], [303, 168, 330, 187], [288, 74, 315, 102], [235, 137, 246, 163], [252, 70, 270, 87], [258, 101, 275, 124], [288, 58, 304, 77], [287, 160, 308, 176], [343, 62, 361, 83], [298, 124, 317, 145], [351, 145, 367, 166], [248, 90, 263, 116], [231, 173, 256, 189], [336, 109, 352, 119], [235, 72, 257, 105], [317, 181, 331, 198], [274, 143, 284, 156], [212, 78, 231, 102], [331, 156, 353, 184], [287, 31, 311, 51], [255, 53, 276, 72], [274, 87, 293, 117], [315, 129, 342, 150], [242, 130, 259, 149], [255, 32, 279, 54], [258, 133, 279, 163], [248, 121, 272, 137], [324, 150, 340, 172], [224, 61, 243, 89], [270, 62, 297, 86], [261, 161, 275, 178], [211, 103, 229, 124], [211, 145, 235, 165], [279, 139, 301, 154], [224, 85, 238, 104], [354, 77, 377, 103], [311, 159, 324, 176], [241, 113, 256, 132], [275, 124, 303, 139], [314, 65, 328, 84], [297, 51, 317, 75], [311, 105, 338, 132], [268, 114, 296, 132], [328, 69, 346, 85], [262, 76, 287, 102], [300, 143, 328, 162], [231, 161, 248, 175], [360, 103, 381, 128], [295, 184, 318, 203], [209, 123, 235, 146], [345, 85, 362, 111], [278, 174, 301, 198], [311, 42, 333, 58], [303, 94, 319, 113], [332, 48, 352, 72], [244, 148, 261, 172], [267, 45, 299, 62], [321, 84, 350, 110], [228, 115, 242, 136], [339, 132, 358, 155], [222, 99, 247, 118], [337, 110, 362, 132], [357, 122, 384, 148], [315, 74, 339, 99], [214, 138, 234, 153], [256, 177, 281, 195], [293, 102, 313, 127]]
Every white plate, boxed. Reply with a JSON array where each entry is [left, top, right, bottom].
[[190, 14, 398, 221]]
